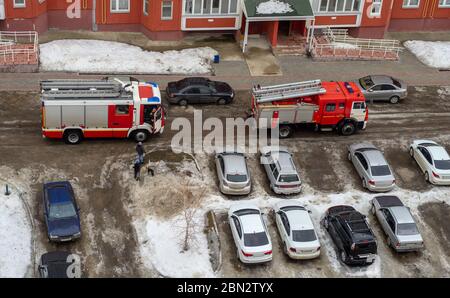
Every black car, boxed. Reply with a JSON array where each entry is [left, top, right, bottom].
[[322, 205, 377, 266], [38, 251, 81, 278], [166, 77, 234, 106]]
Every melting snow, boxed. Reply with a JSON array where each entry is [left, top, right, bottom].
[[256, 0, 293, 14], [404, 40, 450, 69]]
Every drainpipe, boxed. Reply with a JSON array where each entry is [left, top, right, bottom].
[[92, 0, 98, 31], [243, 19, 249, 53]]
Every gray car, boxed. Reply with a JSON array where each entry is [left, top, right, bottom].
[[348, 143, 396, 192], [215, 150, 251, 195], [355, 75, 407, 104], [371, 196, 424, 252], [260, 146, 302, 195]]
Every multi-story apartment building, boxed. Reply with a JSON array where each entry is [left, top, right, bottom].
[[0, 1, 448, 45]]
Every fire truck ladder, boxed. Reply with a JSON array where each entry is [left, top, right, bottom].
[[40, 80, 126, 99], [252, 80, 326, 103]]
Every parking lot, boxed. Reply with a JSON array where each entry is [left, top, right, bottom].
[[0, 85, 450, 277]]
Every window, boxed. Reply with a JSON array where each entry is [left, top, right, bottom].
[[353, 102, 366, 109], [325, 103, 336, 112], [439, 0, 450, 6], [111, 0, 129, 12], [381, 84, 396, 91], [273, 168, 280, 181], [143, 0, 150, 15], [162, 0, 173, 19], [13, 0, 26, 8], [115, 105, 129, 115], [280, 213, 290, 235], [355, 152, 369, 170], [403, 0, 420, 8], [318, 0, 361, 12], [184, 0, 239, 15], [419, 147, 433, 164], [232, 217, 242, 238], [339, 102, 345, 109], [370, 0, 383, 17]]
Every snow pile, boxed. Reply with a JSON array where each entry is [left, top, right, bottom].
[[404, 40, 450, 69], [0, 186, 32, 277], [256, 0, 293, 14], [331, 42, 360, 50], [137, 215, 214, 278], [39, 39, 218, 74]]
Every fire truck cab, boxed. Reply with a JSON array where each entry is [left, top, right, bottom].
[[251, 80, 368, 138], [41, 77, 165, 144]]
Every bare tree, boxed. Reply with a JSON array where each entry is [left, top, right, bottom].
[[178, 181, 206, 252]]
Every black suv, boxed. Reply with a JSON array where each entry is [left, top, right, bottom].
[[166, 77, 234, 106], [322, 205, 377, 266]]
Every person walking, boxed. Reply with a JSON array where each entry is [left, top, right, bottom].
[[133, 157, 142, 181], [136, 142, 145, 164]]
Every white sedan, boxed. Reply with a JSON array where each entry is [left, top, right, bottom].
[[274, 200, 321, 259], [410, 140, 450, 185], [228, 203, 272, 264]]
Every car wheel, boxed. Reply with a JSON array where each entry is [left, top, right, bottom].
[[347, 151, 352, 161], [409, 147, 414, 158], [371, 204, 376, 215], [283, 242, 288, 255], [389, 96, 400, 104], [340, 122, 356, 136], [362, 178, 367, 189], [279, 125, 293, 139], [217, 98, 227, 105], [340, 250, 348, 263], [133, 130, 149, 143], [178, 99, 188, 106], [64, 130, 83, 145], [425, 171, 430, 183]]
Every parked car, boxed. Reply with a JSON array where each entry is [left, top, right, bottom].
[[166, 77, 234, 106], [228, 203, 272, 264], [215, 149, 251, 195], [409, 140, 450, 185], [43, 181, 81, 242], [38, 251, 81, 278], [355, 75, 407, 104], [260, 146, 302, 195], [322, 205, 377, 266], [371, 196, 424, 252], [274, 200, 321, 260], [348, 143, 396, 192]]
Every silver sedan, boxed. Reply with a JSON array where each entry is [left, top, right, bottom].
[[348, 143, 396, 192], [355, 75, 407, 104], [215, 149, 251, 195]]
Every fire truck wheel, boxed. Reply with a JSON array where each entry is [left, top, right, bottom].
[[339, 122, 356, 136], [178, 99, 188, 106], [64, 130, 82, 145], [279, 126, 292, 139], [133, 130, 149, 143], [389, 96, 400, 104], [217, 98, 227, 105]]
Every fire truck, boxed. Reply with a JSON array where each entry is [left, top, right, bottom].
[[251, 79, 368, 138], [40, 77, 165, 144]]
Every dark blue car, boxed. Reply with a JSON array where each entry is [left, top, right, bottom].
[[43, 181, 81, 242]]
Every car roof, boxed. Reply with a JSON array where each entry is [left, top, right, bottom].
[[427, 146, 450, 160], [239, 213, 265, 234], [45, 182, 73, 204], [363, 150, 388, 166], [390, 206, 414, 224], [222, 153, 247, 175], [370, 75, 394, 85], [274, 152, 296, 173], [284, 208, 314, 230]]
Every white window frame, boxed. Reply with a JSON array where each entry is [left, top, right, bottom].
[[318, 0, 361, 13], [370, 0, 383, 17], [161, 1, 173, 20], [143, 0, 150, 15], [110, 0, 130, 13], [183, 0, 239, 15], [402, 0, 420, 8], [13, 0, 26, 8], [439, 0, 450, 7]]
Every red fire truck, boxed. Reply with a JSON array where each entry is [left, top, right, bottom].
[[41, 77, 165, 144], [251, 80, 368, 138]]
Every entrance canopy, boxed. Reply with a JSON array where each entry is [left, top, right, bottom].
[[241, 0, 316, 52]]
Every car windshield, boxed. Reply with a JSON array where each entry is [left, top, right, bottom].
[[244, 232, 269, 247], [278, 174, 299, 183], [292, 229, 317, 242], [397, 223, 419, 236], [49, 202, 77, 220], [392, 79, 401, 88], [371, 165, 391, 176], [226, 174, 247, 183], [434, 160, 450, 170], [359, 76, 374, 90]]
